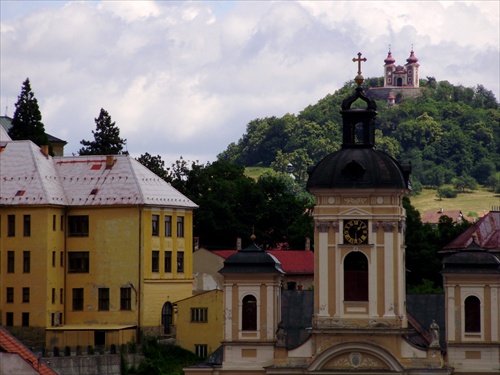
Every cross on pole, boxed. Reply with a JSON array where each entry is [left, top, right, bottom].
[[352, 52, 367, 75]]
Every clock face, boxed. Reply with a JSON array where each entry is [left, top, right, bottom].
[[343, 219, 368, 244]]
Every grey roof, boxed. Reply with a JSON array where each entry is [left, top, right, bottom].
[[281, 290, 314, 349], [219, 242, 285, 274], [0, 116, 66, 144], [0, 140, 197, 208], [307, 147, 410, 190], [407, 294, 446, 349], [442, 241, 500, 274]]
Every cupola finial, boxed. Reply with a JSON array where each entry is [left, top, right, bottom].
[[352, 52, 367, 86]]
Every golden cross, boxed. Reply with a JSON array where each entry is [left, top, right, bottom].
[[352, 52, 367, 75]]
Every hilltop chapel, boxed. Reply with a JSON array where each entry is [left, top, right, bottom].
[[184, 53, 499, 375]]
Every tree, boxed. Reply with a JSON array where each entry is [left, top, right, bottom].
[[79, 108, 126, 155], [137, 153, 169, 180], [8, 78, 49, 147]]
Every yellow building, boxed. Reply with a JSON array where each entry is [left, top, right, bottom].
[[175, 289, 223, 358], [0, 138, 197, 352]]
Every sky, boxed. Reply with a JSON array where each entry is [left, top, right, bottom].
[[1, 1, 499, 166]]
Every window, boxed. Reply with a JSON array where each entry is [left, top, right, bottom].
[[68, 215, 89, 237], [152, 251, 159, 272], [52, 251, 56, 267], [195, 344, 208, 358], [6, 312, 13, 326], [60, 251, 64, 267], [60, 288, 64, 304], [23, 251, 30, 273], [22, 312, 29, 327], [61, 215, 64, 231], [22, 287, 30, 303], [120, 287, 132, 310], [98, 288, 110, 311], [68, 252, 89, 273], [344, 251, 369, 301], [177, 216, 184, 237], [177, 252, 184, 273], [465, 296, 481, 333], [191, 308, 208, 322], [242, 295, 257, 331], [152, 215, 159, 236], [164, 215, 172, 237], [7, 251, 14, 273], [23, 215, 31, 236], [6, 287, 14, 303], [72, 288, 84, 311], [162, 302, 173, 334], [7, 215, 15, 237], [53, 215, 57, 231], [52, 288, 56, 304], [164, 251, 172, 273]]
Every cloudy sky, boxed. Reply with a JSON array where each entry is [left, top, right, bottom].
[[1, 1, 498, 166]]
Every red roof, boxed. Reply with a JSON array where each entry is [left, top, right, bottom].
[[421, 209, 465, 224], [211, 249, 314, 274], [0, 326, 58, 374], [443, 211, 500, 251]]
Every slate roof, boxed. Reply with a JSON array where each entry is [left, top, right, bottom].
[[0, 116, 66, 144], [281, 290, 314, 349], [219, 243, 285, 274], [211, 249, 314, 275], [0, 140, 197, 208], [442, 211, 500, 253], [0, 326, 58, 375], [406, 294, 446, 349]]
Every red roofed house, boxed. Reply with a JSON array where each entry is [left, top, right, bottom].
[[0, 325, 58, 375], [193, 248, 314, 293]]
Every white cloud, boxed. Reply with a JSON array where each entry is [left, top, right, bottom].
[[0, 0, 498, 167]]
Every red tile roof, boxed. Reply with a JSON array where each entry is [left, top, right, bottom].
[[0, 326, 58, 374], [443, 211, 500, 251], [421, 209, 465, 224], [211, 249, 314, 274]]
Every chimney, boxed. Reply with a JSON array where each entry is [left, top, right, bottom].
[[40, 145, 49, 157], [106, 155, 115, 169]]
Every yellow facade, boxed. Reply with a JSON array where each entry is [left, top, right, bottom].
[[175, 290, 223, 357], [0, 144, 197, 351]]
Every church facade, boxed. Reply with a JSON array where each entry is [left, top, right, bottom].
[[184, 55, 499, 375]]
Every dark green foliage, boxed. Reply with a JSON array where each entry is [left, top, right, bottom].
[[8, 78, 49, 147], [158, 159, 313, 250], [437, 187, 457, 199], [79, 108, 126, 155], [137, 153, 169, 180], [404, 196, 474, 291], [135, 338, 200, 375]]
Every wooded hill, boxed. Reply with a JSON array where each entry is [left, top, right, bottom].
[[218, 78, 499, 192]]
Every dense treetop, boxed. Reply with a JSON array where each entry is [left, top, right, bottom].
[[8, 78, 49, 148], [218, 78, 499, 191], [79, 108, 126, 155]]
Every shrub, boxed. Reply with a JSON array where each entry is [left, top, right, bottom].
[[437, 187, 457, 198]]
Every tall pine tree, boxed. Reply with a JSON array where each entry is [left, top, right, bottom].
[[79, 108, 126, 155], [8, 78, 48, 147]]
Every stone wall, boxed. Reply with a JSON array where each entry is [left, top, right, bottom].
[[45, 353, 143, 375]]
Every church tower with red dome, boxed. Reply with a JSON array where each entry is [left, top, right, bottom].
[[384, 48, 420, 88]]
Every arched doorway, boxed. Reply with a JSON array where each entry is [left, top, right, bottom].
[[161, 302, 173, 334]]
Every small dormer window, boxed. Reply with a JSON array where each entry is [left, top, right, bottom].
[[15, 190, 25, 196], [90, 188, 98, 195]]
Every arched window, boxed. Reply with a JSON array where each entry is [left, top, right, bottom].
[[161, 302, 173, 334], [397, 77, 403, 86], [242, 295, 257, 331], [464, 296, 481, 333], [344, 252, 368, 301]]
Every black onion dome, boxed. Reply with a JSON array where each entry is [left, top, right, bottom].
[[219, 243, 285, 274], [307, 147, 410, 190]]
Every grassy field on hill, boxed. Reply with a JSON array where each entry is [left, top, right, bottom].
[[409, 186, 499, 218]]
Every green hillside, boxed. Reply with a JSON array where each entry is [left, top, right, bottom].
[[223, 78, 499, 194]]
